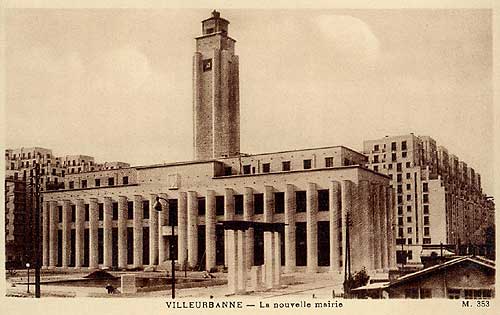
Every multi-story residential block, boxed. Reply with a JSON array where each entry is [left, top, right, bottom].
[[4, 148, 130, 267], [364, 134, 495, 268], [38, 11, 396, 275]]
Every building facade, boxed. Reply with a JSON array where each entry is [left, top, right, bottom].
[[363, 134, 495, 267], [4, 147, 130, 267], [40, 11, 396, 275]]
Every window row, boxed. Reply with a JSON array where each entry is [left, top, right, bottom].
[[241, 157, 336, 175]]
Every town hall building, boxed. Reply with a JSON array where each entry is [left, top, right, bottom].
[[40, 11, 396, 275]]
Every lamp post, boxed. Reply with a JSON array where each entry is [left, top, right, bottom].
[[26, 263, 30, 293], [152, 196, 175, 299]]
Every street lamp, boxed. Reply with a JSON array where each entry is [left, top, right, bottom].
[[152, 196, 175, 299], [26, 263, 30, 293]]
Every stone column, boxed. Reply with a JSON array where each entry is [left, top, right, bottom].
[[158, 193, 168, 264], [224, 188, 235, 267], [359, 181, 372, 271], [264, 186, 275, 277], [387, 187, 396, 269], [118, 196, 128, 269], [61, 200, 71, 268], [341, 180, 352, 273], [329, 181, 341, 272], [284, 184, 296, 272], [306, 183, 318, 273], [133, 195, 143, 268], [49, 200, 58, 268], [75, 199, 85, 268], [264, 186, 274, 223], [273, 231, 281, 288], [227, 229, 238, 294], [42, 200, 50, 268], [103, 197, 113, 269], [206, 190, 216, 270], [149, 194, 159, 266], [264, 231, 275, 289], [187, 191, 198, 268], [243, 187, 254, 270], [379, 185, 388, 270], [372, 184, 381, 270], [89, 198, 99, 269], [237, 229, 247, 293], [178, 192, 188, 269]]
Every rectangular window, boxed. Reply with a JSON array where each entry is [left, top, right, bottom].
[[373, 155, 379, 163], [406, 162, 411, 168], [447, 289, 461, 299], [98, 203, 104, 220], [407, 216, 412, 223], [423, 238, 431, 244], [397, 174, 402, 182], [423, 205, 429, 214], [397, 185, 403, 194], [143, 200, 149, 219], [424, 216, 430, 225], [82, 180, 87, 188], [243, 165, 251, 174], [127, 201, 133, 219], [254, 194, 264, 214], [234, 195, 244, 215], [296, 191, 307, 212], [303, 159, 312, 169], [402, 141, 407, 151], [374, 165, 379, 172], [71, 205, 76, 222], [282, 161, 291, 171], [318, 189, 329, 211], [85, 204, 90, 221], [407, 238, 413, 245], [95, 179, 100, 187], [398, 217, 403, 225], [424, 227, 430, 236], [423, 183, 428, 192], [407, 227, 412, 234], [388, 163, 393, 170], [397, 195, 403, 204], [112, 202, 119, 220], [325, 157, 333, 167], [391, 142, 397, 151], [407, 205, 412, 212], [392, 153, 397, 162], [215, 196, 224, 216], [274, 192, 285, 213], [198, 198, 206, 215], [123, 176, 129, 185], [402, 151, 407, 158], [398, 228, 404, 237], [423, 194, 429, 203], [406, 194, 411, 201], [397, 206, 403, 215], [374, 144, 379, 151], [108, 177, 115, 186], [69, 181, 74, 189], [224, 167, 232, 176], [52, 168, 56, 175], [406, 183, 411, 190], [262, 163, 270, 173], [406, 173, 411, 179], [397, 163, 402, 172]]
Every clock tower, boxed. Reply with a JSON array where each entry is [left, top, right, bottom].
[[193, 10, 240, 160]]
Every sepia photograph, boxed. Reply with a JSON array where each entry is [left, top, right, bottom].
[[1, 1, 497, 313]]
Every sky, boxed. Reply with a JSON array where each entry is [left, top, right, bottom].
[[4, 9, 494, 194]]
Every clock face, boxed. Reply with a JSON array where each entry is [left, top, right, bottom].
[[203, 59, 212, 72]]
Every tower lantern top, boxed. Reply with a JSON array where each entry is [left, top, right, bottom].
[[201, 10, 230, 36]]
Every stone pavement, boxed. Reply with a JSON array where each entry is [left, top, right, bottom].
[[5, 270, 357, 299]]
